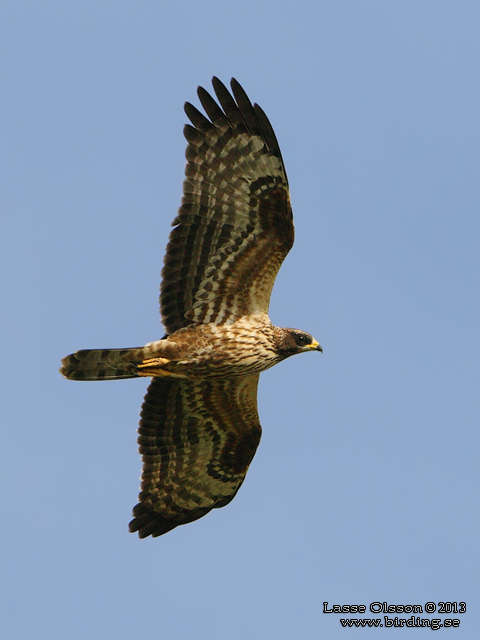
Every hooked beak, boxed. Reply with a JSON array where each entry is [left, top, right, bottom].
[[310, 339, 323, 353]]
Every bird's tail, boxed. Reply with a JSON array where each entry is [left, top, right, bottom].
[[60, 347, 147, 381]]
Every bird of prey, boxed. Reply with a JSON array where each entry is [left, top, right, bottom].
[[61, 77, 322, 538]]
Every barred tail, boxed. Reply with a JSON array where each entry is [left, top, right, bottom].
[[60, 347, 147, 381]]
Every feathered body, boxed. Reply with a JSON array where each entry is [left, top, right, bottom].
[[61, 78, 321, 537], [62, 314, 317, 381]]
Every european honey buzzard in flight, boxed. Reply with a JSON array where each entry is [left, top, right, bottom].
[[61, 78, 322, 538]]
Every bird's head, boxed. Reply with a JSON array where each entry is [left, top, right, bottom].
[[275, 328, 323, 359]]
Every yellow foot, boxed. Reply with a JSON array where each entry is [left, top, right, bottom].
[[137, 357, 172, 377]]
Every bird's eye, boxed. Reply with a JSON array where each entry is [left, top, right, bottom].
[[295, 333, 311, 346]]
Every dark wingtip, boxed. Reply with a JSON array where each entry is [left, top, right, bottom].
[[129, 505, 180, 539]]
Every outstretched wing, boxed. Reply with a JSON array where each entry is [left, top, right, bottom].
[[129, 374, 261, 538], [160, 77, 294, 334]]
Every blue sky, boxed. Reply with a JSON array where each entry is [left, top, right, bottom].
[[1, 2, 479, 638]]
